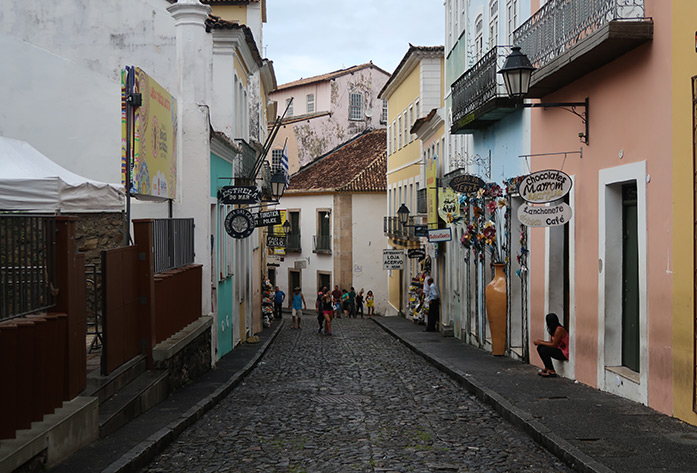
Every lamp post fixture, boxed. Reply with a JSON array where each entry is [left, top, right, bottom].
[[282, 219, 291, 234], [397, 203, 411, 226], [499, 47, 589, 145], [270, 170, 287, 201]]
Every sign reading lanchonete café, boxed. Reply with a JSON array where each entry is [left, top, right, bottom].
[[518, 170, 572, 203], [517, 202, 573, 227]]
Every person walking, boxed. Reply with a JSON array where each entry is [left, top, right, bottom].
[[366, 290, 375, 316], [273, 286, 285, 319], [321, 292, 333, 335], [289, 287, 306, 329], [331, 285, 342, 319], [316, 286, 327, 334], [348, 287, 357, 318], [341, 289, 349, 318], [356, 289, 365, 318], [424, 277, 440, 332]]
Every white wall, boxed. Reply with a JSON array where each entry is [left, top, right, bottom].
[[0, 0, 177, 184]]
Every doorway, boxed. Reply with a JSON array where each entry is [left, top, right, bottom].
[[622, 183, 639, 372]]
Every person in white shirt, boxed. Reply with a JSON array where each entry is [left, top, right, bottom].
[[424, 277, 440, 332]]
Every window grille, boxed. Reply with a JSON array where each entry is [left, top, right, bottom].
[[306, 94, 315, 114], [272, 149, 283, 172], [349, 93, 363, 120], [381, 100, 388, 124]]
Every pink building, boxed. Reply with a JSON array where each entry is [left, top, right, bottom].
[[268, 63, 390, 175]]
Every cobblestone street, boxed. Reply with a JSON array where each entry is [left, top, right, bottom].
[[142, 318, 572, 473]]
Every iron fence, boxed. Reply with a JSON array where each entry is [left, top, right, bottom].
[[0, 215, 56, 320], [451, 46, 512, 125], [313, 235, 332, 253], [153, 218, 195, 274], [85, 263, 103, 353], [383, 216, 419, 240], [513, 0, 646, 69], [286, 233, 301, 253]]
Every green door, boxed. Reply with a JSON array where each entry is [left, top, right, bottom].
[[622, 184, 640, 372]]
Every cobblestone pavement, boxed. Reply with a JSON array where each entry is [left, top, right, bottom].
[[142, 318, 573, 473]]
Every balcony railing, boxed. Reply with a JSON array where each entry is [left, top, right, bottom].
[[313, 235, 332, 253], [383, 216, 420, 240], [286, 233, 301, 253], [513, 0, 650, 96], [153, 218, 195, 274], [234, 139, 258, 182], [0, 215, 56, 320], [451, 46, 514, 132]]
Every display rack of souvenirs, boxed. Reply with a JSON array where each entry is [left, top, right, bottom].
[[261, 278, 274, 327], [408, 276, 425, 324]]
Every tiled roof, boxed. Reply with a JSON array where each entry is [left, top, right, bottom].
[[287, 129, 387, 193], [275, 62, 390, 92], [205, 15, 263, 68]]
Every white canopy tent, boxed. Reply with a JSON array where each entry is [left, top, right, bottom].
[[0, 136, 125, 212]]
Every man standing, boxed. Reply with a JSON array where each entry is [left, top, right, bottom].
[[316, 286, 327, 334], [273, 286, 285, 319], [425, 277, 440, 332], [289, 287, 307, 329]]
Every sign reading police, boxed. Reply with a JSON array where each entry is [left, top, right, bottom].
[[255, 210, 282, 227], [383, 249, 405, 270]]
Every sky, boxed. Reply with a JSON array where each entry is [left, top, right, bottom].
[[264, 1, 445, 86]]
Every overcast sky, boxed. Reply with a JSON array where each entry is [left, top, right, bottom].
[[264, 1, 445, 86]]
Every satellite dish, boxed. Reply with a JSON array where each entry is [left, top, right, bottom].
[[364, 109, 373, 118]]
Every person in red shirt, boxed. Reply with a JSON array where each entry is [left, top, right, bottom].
[[534, 313, 569, 378], [331, 285, 342, 319]]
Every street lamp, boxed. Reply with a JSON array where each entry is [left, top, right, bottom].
[[397, 203, 411, 226], [282, 219, 291, 234], [270, 170, 287, 201], [499, 47, 589, 145]]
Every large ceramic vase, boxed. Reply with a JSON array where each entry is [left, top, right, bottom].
[[485, 263, 507, 356]]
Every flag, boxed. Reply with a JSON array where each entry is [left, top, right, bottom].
[[281, 141, 290, 187]]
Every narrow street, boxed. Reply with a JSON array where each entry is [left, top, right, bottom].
[[142, 318, 572, 473]]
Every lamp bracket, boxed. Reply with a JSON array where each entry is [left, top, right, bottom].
[[522, 97, 589, 145]]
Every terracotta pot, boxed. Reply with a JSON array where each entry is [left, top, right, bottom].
[[485, 263, 507, 356]]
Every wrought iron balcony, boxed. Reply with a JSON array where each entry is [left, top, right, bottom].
[[234, 138, 258, 181], [383, 216, 420, 241], [514, 0, 652, 97], [313, 235, 332, 254], [286, 233, 301, 253], [451, 46, 517, 133]]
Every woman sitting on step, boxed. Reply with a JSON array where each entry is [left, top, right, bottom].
[[534, 313, 569, 378]]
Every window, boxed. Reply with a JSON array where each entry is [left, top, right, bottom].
[[381, 99, 388, 124], [489, 0, 499, 49], [349, 93, 363, 120], [387, 128, 391, 155], [286, 211, 301, 252], [475, 14, 484, 60], [409, 106, 414, 142], [415, 99, 420, 119], [507, 0, 518, 42], [314, 210, 331, 253], [306, 93, 315, 114], [398, 116, 402, 149], [286, 97, 294, 117], [392, 121, 397, 151], [272, 149, 283, 172], [403, 111, 408, 145]]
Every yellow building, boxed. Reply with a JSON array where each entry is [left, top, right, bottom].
[[378, 45, 444, 316]]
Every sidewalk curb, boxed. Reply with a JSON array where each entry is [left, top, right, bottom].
[[372, 317, 613, 473], [102, 319, 285, 473]]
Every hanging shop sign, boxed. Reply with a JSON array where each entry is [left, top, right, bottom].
[[407, 248, 426, 260], [255, 210, 282, 227], [449, 174, 486, 194], [428, 228, 452, 243], [224, 208, 255, 239], [438, 187, 461, 223], [414, 225, 428, 237], [217, 186, 261, 205], [266, 234, 286, 248], [517, 202, 573, 227], [383, 249, 405, 270], [518, 170, 572, 204]]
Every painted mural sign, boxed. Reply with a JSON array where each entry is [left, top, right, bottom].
[[517, 202, 573, 227], [428, 228, 452, 243], [266, 235, 286, 248], [255, 210, 282, 227], [438, 187, 460, 223], [218, 186, 262, 205], [518, 169, 572, 203], [449, 174, 486, 194], [224, 208, 255, 239], [121, 67, 178, 199], [383, 249, 405, 270]]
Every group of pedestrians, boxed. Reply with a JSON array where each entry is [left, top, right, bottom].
[[272, 284, 375, 336]]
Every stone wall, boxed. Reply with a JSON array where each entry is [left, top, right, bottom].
[[72, 212, 126, 267], [155, 329, 212, 391]]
